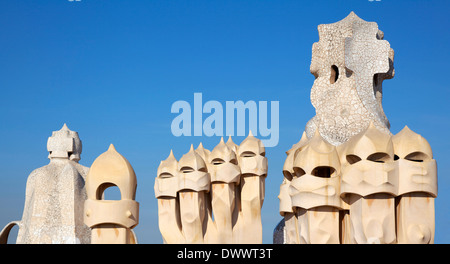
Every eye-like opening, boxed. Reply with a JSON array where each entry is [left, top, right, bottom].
[[230, 158, 238, 165], [212, 158, 225, 165], [96, 182, 121, 201], [311, 166, 335, 178], [283, 171, 293, 181], [241, 151, 256, 158], [180, 166, 194, 173], [373, 73, 379, 88], [260, 152, 266, 157], [198, 167, 208, 173], [345, 67, 353, 78], [346, 154, 362, 165], [68, 151, 73, 157], [293, 167, 306, 178], [159, 172, 173, 179], [405, 152, 430, 162], [330, 65, 339, 84], [367, 152, 391, 163]]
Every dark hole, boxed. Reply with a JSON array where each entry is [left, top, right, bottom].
[[405, 152, 429, 162], [159, 172, 173, 179], [345, 67, 353, 78], [283, 171, 293, 181], [212, 158, 225, 165], [241, 151, 256, 158], [180, 167, 194, 173], [330, 65, 339, 84], [367, 152, 390, 163], [293, 167, 306, 178], [311, 166, 335, 178], [373, 74, 379, 87], [346, 155, 362, 165]]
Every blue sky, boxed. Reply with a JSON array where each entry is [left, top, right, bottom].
[[0, 0, 449, 244]]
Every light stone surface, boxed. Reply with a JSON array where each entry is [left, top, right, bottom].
[[84, 144, 139, 244], [277, 123, 437, 244], [393, 126, 436, 244], [0, 124, 90, 244], [306, 11, 394, 146], [276, 12, 436, 244], [155, 134, 268, 244]]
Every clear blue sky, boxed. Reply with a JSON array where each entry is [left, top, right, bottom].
[[0, 0, 448, 244]]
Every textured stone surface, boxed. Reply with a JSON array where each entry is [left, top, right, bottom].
[[273, 219, 285, 244], [276, 12, 436, 242], [0, 124, 90, 244], [306, 12, 394, 146]]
